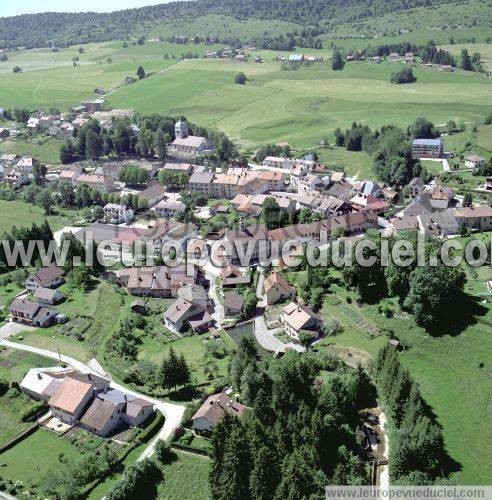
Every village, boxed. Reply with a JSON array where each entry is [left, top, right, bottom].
[[0, 38, 490, 498]]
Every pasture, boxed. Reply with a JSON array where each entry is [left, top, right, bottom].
[[0, 39, 490, 153]]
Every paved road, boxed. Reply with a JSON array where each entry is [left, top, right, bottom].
[[202, 261, 225, 327], [0, 339, 185, 460]]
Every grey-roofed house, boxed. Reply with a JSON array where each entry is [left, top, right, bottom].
[[9, 298, 58, 327], [25, 264, 64, 292], [417, 212, 460, 237], [163, 297, 214, 333], [33, 286, 64, 305]]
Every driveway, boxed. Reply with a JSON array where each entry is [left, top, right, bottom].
[[0, 320, 36, 340], [201, 260, 224, 327], [0, 339, 185, 460]]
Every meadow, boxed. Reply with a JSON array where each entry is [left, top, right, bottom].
[[0, 38, 490, 154]]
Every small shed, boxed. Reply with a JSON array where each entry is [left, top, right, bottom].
[[131, 299, 146, 315]]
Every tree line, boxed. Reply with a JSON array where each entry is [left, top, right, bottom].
[[373, 344, 456, 483]]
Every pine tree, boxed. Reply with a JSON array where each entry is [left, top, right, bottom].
[[137, 65, 146, 79], [154, 131, 167, 160], [460, 49, 472, 71]]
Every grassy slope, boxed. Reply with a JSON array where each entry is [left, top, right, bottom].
[[0, 137, 63, 164]]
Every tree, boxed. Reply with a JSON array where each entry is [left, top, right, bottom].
[[390, 67, 416, 84], [332, 50, 345, 70], [154, 130, 167, 160], [12, 66, 22, 73], [404, 265, 466, 330], [261, 197, 288, 230], [460, 48, 472, 71], [234, 72, 246, 84], [85, 129, 102, 160], [35, 190, 54, 215], [462, 192, 473, 207], [70, 264, 93, 292], [298, 331, 313, 348], [60, 140, 76, 164], [137, 65, 146, 79], [407, 117, 437, 139], [155, 439, 174, 464], [156, 347, 180, 393], [175, 352, 191, 388]]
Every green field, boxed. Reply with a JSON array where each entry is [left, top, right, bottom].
[[0, 200, 85, 234], [0, 137, 64, 164], [0, 428, 80, 484], [0, 39, 490, 153]]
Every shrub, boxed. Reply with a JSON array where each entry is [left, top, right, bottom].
[[391, 67, 416, 84], [20, 402, 46, 422], [155, 439, 174, 464], [0, 377, 9, 396]]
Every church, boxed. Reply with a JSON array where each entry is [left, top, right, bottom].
[[169, 120, 214, 157]]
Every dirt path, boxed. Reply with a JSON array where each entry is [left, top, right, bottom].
[[377, 410, 390, 491]]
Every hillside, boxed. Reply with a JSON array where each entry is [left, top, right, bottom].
[[0, 0, 481, 49]]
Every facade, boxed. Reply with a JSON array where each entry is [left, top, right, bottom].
[[74, 174, 114, 193], [163, 297, 213, 333], [137, 183, 167, 208], [9, 298, 58, 327], [465, 154, 486, 170], [297, 193, 351, 217], [261, 156, 295, 170], [33, 287, 64, 305], [452, 206, 492, 231], [412, 138, 444, 158]]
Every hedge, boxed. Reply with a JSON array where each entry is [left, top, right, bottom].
[[171, 442, 209, 457], [20, 401, 46, 422]]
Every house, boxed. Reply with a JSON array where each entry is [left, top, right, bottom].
[[48, 373, 110, 425], [452, 206, 492, 231], [26, 264, 64, 292], [0, 153, 20, 167], [412, 138, 444, 158], [485, 177, 492, 191], [5, 169, 29, 187], [189, 172, 214, 196], [178, 284, 209, 309], [417, 212, 459, 237], [408, 177, 425, 197], [114, 264, 195, 298], [153, 199, 186, 218], [33, 287, 64, 305], [170, 120, 213, 157], [327, 182, 356, 202], [103, 203, 134, 224], [81, 99, 105, 112], [137, 182, 167, 208], [80, 388, 154, 437], [220, 223, 270, 264], [224, 292, 245, 317], [161, 162, 193, 175], [264, 272, 296, 306], [9, 298, 58, 327], [0, 127, 10, 139], [71, 105, 87, 114], [20, 367, 72, 402], [163, 297, 213, 333], [140, 219, 198, 254], [395, 192, 434, 218], [404, 52, 415, 63], [429, 185, 454, 210], [261, 157, 295, 170], [465, 154, 486, 170], [74, 174, 114, 193], [192, 393, 247, 433], [282, 302, 322, 341], [358, 180, 383, 198], [350, 194, 389, 214], [298, 173, 326, 195], [297, 193, 351, 217], [221, 265, 251, 287], [388, 52, 400, 61], [387, 216, 419, 236], [27, 117, 40, 133], [289, 54, 304, 64]]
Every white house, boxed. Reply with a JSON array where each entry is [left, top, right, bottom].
[[104, 203, 134, 224], [153, 199, 186, 218], [465, 154, 486, 170]]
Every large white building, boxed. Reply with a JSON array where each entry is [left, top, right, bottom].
[[103, 203, 134, 223]]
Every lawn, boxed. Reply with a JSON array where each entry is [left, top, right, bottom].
[[0, 428, 80, 485], [316, 146, 373, 179], [0, 200, 85, 234], [0, 136, 64, 165], [0, 282, 23, 307]]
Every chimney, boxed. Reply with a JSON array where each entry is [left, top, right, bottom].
[[88, 373, 92, 380], [124, 394, 128, 401], [37, 373, 42, 380]]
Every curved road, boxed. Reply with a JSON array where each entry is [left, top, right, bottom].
[[0, 339, 184, 461]]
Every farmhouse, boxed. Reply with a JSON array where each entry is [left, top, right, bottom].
[[412, 138, 444, 158], [298, 193, 351, 216], [417, 212, 459, 237], [221, 265, 251, 287], [192, 393, 247, 433], [264, 272, 296, 305], [137, 182, 167, 208], [20, 366, 72, 402], [452, 206, 492, 231], [5, 169, 29, 187], [282, 302, 322, 340]]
